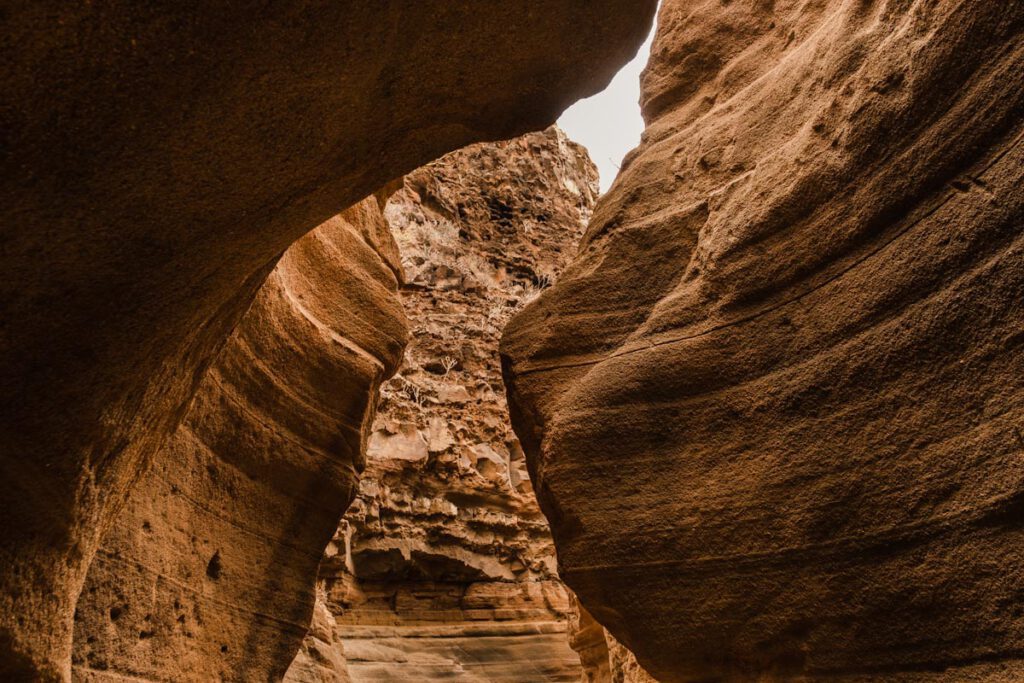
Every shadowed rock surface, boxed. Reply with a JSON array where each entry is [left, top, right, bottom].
[[0, 3, 656, 679], [569, 595, 657, 683], [502, 1, 1024, 680], [286, 128, 598, 682]]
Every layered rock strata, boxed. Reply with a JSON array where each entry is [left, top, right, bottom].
[[73, 196, 407, 682], [0, 3, 656, 679], [502, 1, 1024, 680], [286, 127, 598, 682]]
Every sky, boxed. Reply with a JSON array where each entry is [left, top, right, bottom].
[[557, 26, 656, 193]]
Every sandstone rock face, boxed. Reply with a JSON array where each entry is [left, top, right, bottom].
[[72, 196, 407, 682], [285, 594, 352, 683], [603, 634, 658, 683], [568, 596, 657, 683], [502, 1, 1024, 680], [1, 3, 656, 679], [286, 128, 598, 682], [568, 596, 614, 683]]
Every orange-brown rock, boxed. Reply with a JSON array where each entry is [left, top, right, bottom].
[[502, 1, 1024, 680], [568, 596, 656, 683], [72, 196, 406, 682], [287, 127, 598, 682], [0, 4, 656, 679], [284, 593, 352, 683]]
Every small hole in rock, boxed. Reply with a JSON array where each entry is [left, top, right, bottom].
[[206, 551, 222, 580]]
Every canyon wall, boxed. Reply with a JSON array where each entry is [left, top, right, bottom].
[[286, 127, 598, 682], [0, 3, 656, 679], [7, 1, 1021, 680], [72, 196, 406, 682], [502, 1, 1024, 681], [569, 597, 657, 683]]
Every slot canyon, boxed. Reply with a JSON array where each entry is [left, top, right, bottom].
[[2, 1, 1022, 682]]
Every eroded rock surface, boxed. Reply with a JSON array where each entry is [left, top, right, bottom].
[[569, 596, 657, 683], [1, 3, 656, 679], [503, 1, 1024, 680], [286, 128, 597, 682], [72, 196, 406, 682], [285, 594, 352, 683]]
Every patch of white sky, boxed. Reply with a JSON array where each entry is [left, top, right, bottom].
[[557, 18, 657, 194]]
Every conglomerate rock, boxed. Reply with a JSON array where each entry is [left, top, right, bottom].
[[0, 3, 656, 679], [286, 127, 599, 682], [502, 1, 1024, 680]]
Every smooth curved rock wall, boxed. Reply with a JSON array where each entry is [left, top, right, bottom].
[[72, 197, 407, 682], [502, 1, 1024, 680], [0, 3, 656, 679]]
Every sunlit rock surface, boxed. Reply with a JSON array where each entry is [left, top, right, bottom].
[[502, 1, 1024, 680], [287, 128, 599, 682]]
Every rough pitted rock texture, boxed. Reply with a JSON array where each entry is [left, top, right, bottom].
[[284, 128, 598, 682], [72, 196, 407, 682], [603, 634, 658, 683], [1, 3, 657, 679], [503, 1, 1024, 681]]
